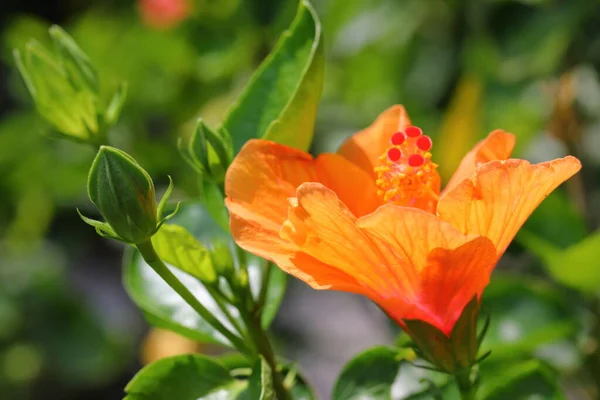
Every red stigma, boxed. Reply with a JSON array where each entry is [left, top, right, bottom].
[[405, 126, 422, 138], [391, 131, 406, 145], [416, 135, 433, 151], [408, 154, 425, 167], [387, 148, 401, 163]]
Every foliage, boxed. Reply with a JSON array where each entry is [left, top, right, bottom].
[[2, 0, 600, 399]]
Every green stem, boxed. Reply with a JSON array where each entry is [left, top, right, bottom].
[[455, 368, 476, 400], [205, 285, 252, 348], [257, 260, 272, 307], [240, 305, 291, 400], [136, 240, 253, 356]]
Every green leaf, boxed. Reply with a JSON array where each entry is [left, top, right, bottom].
[[259, 358, 275, 400], [221, 0, 324, 151], [151, 224, 217, 284], [519, 191, 586, 248], [480, 275, 580, 364], [124, 354, 243, 400], [478, 359, 565, 400], [332, 346, 400, 400], [520, 230, 600, 293]]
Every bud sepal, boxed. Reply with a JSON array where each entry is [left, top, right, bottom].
[[402, 296, 487, 375]]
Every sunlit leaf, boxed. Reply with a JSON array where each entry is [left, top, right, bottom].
[[222, 0, 324, 151], [151, 224, 216, 284]]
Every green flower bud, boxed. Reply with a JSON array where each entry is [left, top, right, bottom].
[[81, 146, 177, 244], [179, 119, 233, 183], [13, 25, 126, 145]]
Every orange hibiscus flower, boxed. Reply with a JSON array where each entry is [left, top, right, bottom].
[[225, 106, 581, 337]]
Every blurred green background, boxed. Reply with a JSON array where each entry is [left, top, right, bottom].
[[2, 0, 600, 399]]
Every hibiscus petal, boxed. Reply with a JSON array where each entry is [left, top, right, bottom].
[[338, 105, 411, 177], [225, 139, 316, 232], [357, 205, 496, 334], [226, 140, 382, 293], [228, 204, 369, 293], [416, 237, 496, 335], [226, 140, 380, 224], [437, 156, 582, 259], [315, 154, 381, 217], [443, 130, 516, 194], [280, 183, 402, 295]]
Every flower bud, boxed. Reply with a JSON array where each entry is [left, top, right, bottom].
[[82, 146, 175, 244], [402, 297, 486, 374], [179, 119, 233, 183], [13, 26, 126, 145]]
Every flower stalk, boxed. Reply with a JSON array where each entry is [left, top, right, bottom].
[[455, 367, 476, 400], [239, 302, 291, 400], [135, 240, 253, 356]]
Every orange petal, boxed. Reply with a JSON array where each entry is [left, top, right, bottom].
[[357, 205, 496, 334], [437, 156, 582, 259], [225, 140, 315, 230], [226, 140, 381, 293], [280, 183, 396, 295], [315, 153, 381, 217], [338, 105, 411, 177], [415, 237, 496, 335], [443, 130, 516, 194], [228, 203, 371, 294]]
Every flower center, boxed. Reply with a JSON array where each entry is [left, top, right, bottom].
[[374, 126, 441, 213]]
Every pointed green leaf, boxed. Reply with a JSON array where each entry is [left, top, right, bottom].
[[221, 0, 324, 151]]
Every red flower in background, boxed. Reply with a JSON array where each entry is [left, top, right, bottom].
[[139, 0, 190, 29]]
